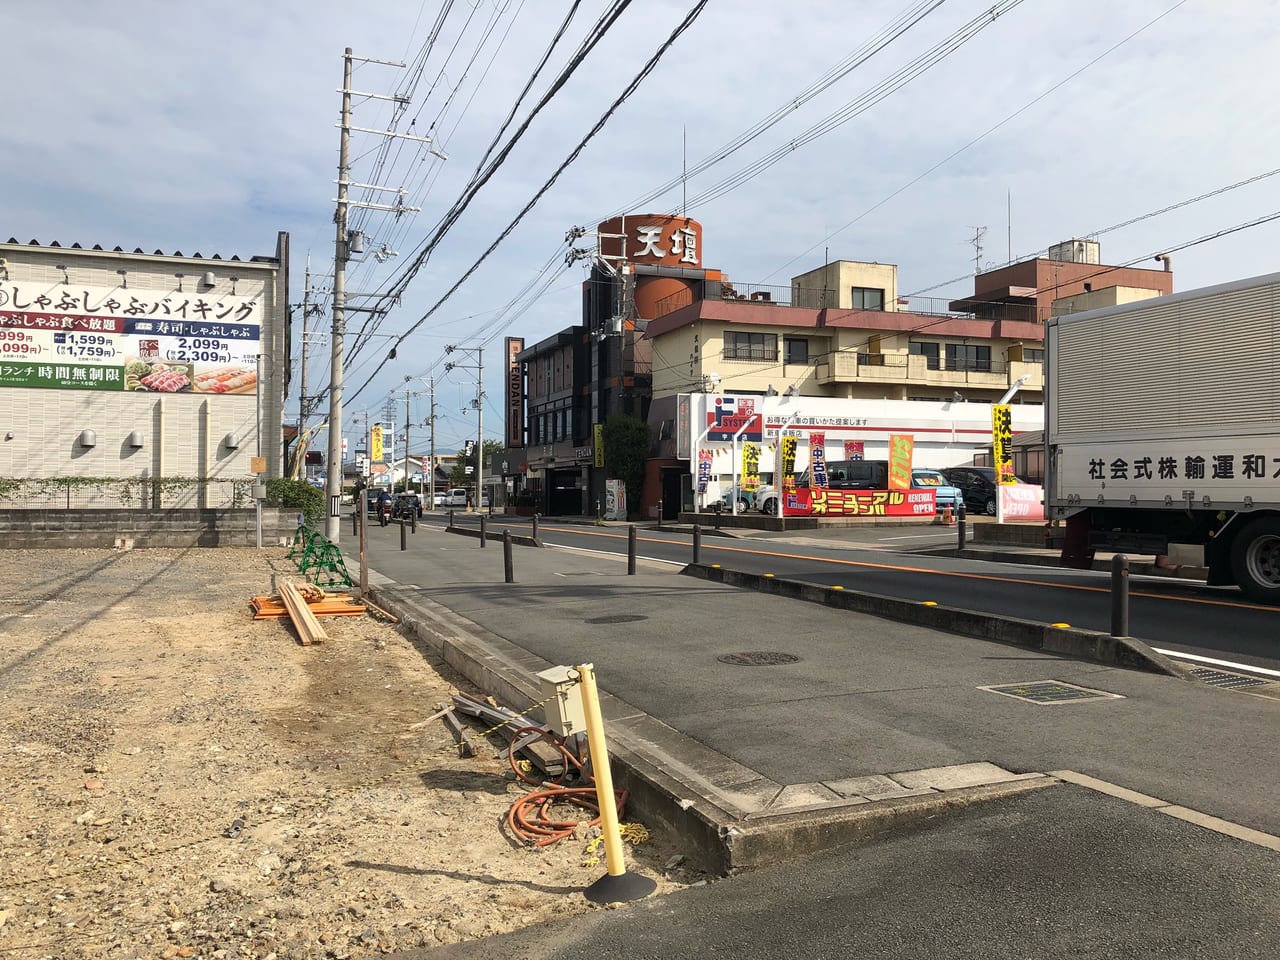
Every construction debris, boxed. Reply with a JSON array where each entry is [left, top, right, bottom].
[[449, 692, 566, 778]]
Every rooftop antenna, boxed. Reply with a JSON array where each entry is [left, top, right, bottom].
[[969, 225, 987, 275]]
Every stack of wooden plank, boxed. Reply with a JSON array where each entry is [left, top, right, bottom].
[[250, 591, 367, 620]]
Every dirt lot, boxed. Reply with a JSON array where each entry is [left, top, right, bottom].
[[0, 548, 698, 959]]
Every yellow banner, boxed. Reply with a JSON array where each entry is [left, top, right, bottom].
[[370, 425, 384, 463], [888, 434, 914, 489], [780, 435, 797, 486], [593, 423, 604, 468], [742, 442, 760, 490], [991, 404, 1015, 483]]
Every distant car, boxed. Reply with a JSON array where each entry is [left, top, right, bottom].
[[941, 465, 1021, 516], [443, 488, 468, 508], [432, 491, 447, 507], [909, 469, 963, 515]]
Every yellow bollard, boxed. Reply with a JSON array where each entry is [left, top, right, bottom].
[[575, 663, 656, 904]]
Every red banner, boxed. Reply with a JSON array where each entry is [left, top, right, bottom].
[[783, 487, 936, 518], [843, 440, 865, 461]]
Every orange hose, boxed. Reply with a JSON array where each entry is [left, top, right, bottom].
[[504, 726, 627, 846]]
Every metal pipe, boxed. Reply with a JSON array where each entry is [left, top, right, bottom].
[[503, 529, 514, 583], [692, 523, 701, 564], [627, 525, 637, 575], [957, 502, 967, 551], [480, 514, 487, 547]]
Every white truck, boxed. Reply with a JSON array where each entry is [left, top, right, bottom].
[[1045, 272, 1280, 602]]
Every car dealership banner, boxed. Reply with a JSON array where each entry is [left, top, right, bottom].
[[0, 281, 261, 395], [783, 487, 936, 518]]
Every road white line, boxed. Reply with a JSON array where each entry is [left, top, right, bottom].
[[545, 543, 686, 567], [1050, 770, 1280, 853], [878, 534, 952, 541], [1151, 648, 1280, 679]]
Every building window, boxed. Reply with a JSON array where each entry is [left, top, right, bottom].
[[946, 343, 992, 373], [909, 341, 940, 370], [783, 337, 809, 365], [724, 332, 777, 361], [1023, 348, 1044, 363], [852, 286, 885, 311]]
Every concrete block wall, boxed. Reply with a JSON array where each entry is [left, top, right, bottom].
[[0, 507, 299, 548]]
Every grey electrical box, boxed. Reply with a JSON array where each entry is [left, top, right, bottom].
[[536, 664, 588, 738]]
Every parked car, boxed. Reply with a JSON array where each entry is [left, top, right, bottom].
[[443, 488, 469, 508], [941, 465, 1021, 516], [432, 490, 447, 507], [392, 492, 423, 518], [909, 468, 963, 515]]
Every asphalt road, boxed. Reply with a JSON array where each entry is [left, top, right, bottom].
[[421, 513, 1280, 674]]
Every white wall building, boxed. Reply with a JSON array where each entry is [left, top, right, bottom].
[[0, 235, 290, 506]]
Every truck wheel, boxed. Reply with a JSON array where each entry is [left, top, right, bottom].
[[984, 497, 996, 516], [1230, 516, 1280, 603]]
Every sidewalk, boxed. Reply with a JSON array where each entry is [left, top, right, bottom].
[[356, 525, 1278, 874]]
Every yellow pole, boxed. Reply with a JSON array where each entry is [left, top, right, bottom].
[[576, 663, 655, 903], [577, 663, 626, 877]]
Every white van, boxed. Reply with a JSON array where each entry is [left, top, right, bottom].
[[443, 488, 469, 507]]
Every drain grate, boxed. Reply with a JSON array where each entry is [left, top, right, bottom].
[[1190, 667, 1270, 690], [980, 680, 1124, 705], [584, 614, 649, 625], [717, 651, 801, 666]]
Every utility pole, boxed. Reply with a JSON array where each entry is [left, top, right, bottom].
[[444, 346, 484, 509], [476, 346, 484, 511], [403, 385, 411, 495], [428, 376, 436, 505], [298, 259, 311, 437], [320, 47, 436, 541], [324, 48, 353, 542]]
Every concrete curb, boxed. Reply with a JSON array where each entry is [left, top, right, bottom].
[[681, 563, 1195, 679], [371, 584, 1064, 876]]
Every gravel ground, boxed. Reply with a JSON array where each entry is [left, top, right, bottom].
[[0, 548, 699, 959]]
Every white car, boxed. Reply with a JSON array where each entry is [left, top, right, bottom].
[[443, 488, 469, 507]]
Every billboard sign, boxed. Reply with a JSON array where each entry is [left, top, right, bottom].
[[505, 337, 524, 447], [0, 281, 261, 395], [706, 394, 761, 443]]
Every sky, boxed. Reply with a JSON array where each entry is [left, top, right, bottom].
[[8, 0, 1280, 457]]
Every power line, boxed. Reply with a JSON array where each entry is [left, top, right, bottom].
[[904, 162, 1280, 297], [605, 0, 948, 218], [345, 0, 713, 408], [683, 0, 1028, 211], [764, 0, 1189, 284]]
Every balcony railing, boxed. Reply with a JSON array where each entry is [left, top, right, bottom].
[[652, 284, 1043, 323], [654, 282, 837, 318], [815, 352, 1043, 389]]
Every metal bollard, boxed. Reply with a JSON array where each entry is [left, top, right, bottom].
[[692, 523, 701, 564], [532, 513, 540, 540], [1110, 554, 1129, 637], [957, 502, 967, 551], [657, 498, 664, 531], [480, 514, 487, 548], [352, 510, 358, 536], [449, 510, 455, 528], [400, 516, 407, 551], [627, 525, 637, 575], [503, 529, 514, 583]]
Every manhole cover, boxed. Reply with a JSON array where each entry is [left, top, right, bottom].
[[717, 651, 802, 666], [1190, 667, 1270, 690], [980, 680, 1124, 705], [584, 614, 649, 624]]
